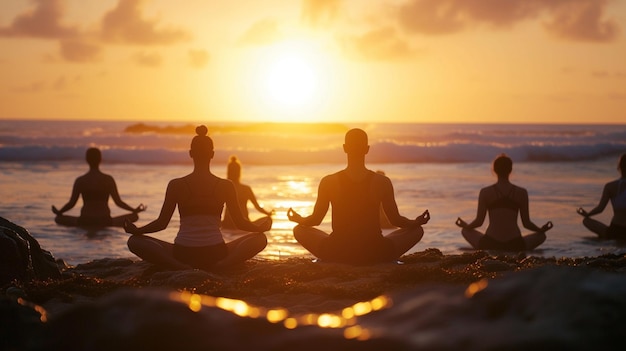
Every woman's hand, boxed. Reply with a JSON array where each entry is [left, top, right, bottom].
[[133, 204, 147, 213], [124, 220, 140, 235], [541, 221, 554, 232], [455, 217, 468, 228], [51, 205, 61, 215], [416, 210, 430, 225], [576, 207, 588, 217], [287, 208, 303, 224]]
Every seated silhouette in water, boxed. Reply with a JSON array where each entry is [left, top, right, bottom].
[[287, 128, 430, 265], [124, 126, 270, 270], [577, 153, 626, 240], [221, 155, 272, 230], [456, 154, 553, 251], [52, 147, 145, 227]]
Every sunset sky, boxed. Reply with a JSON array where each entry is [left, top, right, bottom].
[[1, 0, 625, 124]]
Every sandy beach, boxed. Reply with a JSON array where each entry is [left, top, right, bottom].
[[4, 245, 626, 350]]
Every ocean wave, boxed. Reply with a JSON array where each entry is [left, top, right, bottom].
[[1, 141, 623, 165]]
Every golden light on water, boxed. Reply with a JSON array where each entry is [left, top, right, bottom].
[[175, 291, 391, 340]]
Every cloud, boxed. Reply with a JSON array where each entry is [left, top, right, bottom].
[[237, 19, 281, 46], [9, 80, 47, 93], [340, 26, 414, 61], [9, 74, 80, 93], [101, 0, 190, 45], [0, 0, 78, 39], [394, 0, 619, 42], [132, 51, 162, 67], [592, 70, 626, 79], [301, 0, 342, 27], [607, 92, 626, 100], [188, 49, 210, 69], [544, 0, 619, 42], [59, 40, 102, 63]]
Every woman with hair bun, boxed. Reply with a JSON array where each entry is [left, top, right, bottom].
[[456, 154, 553, 251], [124, 125, 271, 270]]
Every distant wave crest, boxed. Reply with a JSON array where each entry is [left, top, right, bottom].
[[1, 141, 623, 165]]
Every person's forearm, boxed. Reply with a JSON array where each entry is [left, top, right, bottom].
[[299, 215, 322, 227], [56, 203, 73, 214], [135, 220, 168, 234]]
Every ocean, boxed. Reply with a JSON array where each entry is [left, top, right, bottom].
[[1, 119, 625, 265]]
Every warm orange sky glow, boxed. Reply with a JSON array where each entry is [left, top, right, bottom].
[[0, 0, 625, 124]]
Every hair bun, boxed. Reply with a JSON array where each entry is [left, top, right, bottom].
[[195, 125, 208, 136]]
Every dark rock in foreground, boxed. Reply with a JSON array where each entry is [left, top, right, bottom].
[[3, 250, 626, 350]]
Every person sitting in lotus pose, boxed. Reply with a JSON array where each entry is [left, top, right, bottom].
[[52, 147, 145, 227], [577, 154, 626, 240], [124, 126, 271, 270], [456, 154, 552, 251], [287, 128, 430, 265], [221, 155, 272, 230]]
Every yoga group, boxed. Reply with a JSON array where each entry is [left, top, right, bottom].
[[52, 125, 626, 268]]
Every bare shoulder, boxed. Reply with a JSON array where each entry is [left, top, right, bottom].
[[371, 170, 392, 188], [512, 184, 529, 201], [478, 185, 497, 202], [479, 185, 495, 196], [319, 172, 341, 191], [215, 176, 236, 193], [166, 177, 187, 191], [605, 179, 620, 190]]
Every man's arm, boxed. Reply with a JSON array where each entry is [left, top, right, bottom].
[[288, 176, 332, 226], [381, 177, 429, 228]]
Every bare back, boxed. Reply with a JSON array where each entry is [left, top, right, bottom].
[[482, 184, 523, 241], [76, 171, 114, 218]]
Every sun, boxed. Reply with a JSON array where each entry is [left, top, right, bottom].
[[265, 53, 317, 109], [254, 40, 331, 119]]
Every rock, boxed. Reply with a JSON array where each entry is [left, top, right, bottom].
[[359, 266, 626, 350], [0, 217, 61, 286], [0, 296, 46, 351]]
